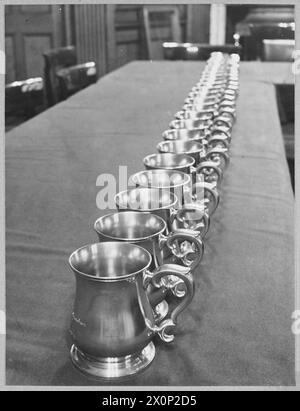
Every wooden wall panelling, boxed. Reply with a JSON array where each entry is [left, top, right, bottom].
[[186, 4, 211, 44], [24, 35, 52, 79], [115, 5, 188, 65], [5, 5, 65, 82], [74, 4, 116, 77], [5, 35, 16, 84], [106, 5, 117, 71], [115, 5, 143, 66]]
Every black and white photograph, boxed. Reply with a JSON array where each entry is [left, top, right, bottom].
[[1, 1, 299, 391]]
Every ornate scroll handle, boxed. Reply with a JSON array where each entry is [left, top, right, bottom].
[[143, 264, 194, 343], [175, 204, 210, 239], [158, 228, 204, 270], [219, 106, 236, 120], [213, 116, 233, 130], [207, 135, 230, 150], [210, 126, 231, 140], [204, 147, 230, 169], [191, 181, 220, 216], [195, 160, 223, 186]]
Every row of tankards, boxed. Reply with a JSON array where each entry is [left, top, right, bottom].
[[68, 53, 240, 379]]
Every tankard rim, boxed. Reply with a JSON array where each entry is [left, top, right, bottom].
[[94, 211, 166, 242], [157, 140, 204, 155], [143, 153, 195, 170], [162, 128, 208, 141], [114, 188, 178, 212], [130, 169, 191, 189], [69, 241, 152, 281]]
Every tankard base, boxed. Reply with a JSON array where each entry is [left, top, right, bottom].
[[70, 342, 156, 379]]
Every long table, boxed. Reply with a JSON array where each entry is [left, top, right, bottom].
[[6, 62, 295, 386]]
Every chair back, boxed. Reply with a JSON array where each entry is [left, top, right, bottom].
[[5, 77, 44, 116], [262, 39, 295, 62], [250, 23, 295, 59], [56, 62, 97, 100], [43, 46, 77, 106]]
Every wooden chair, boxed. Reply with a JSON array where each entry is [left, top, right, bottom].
[[262, 39, 295, 62], [43, 46, 97, 106], [5, 77, 44, 130], [142, 6, 182, 60], [56, 62, 97, 100], [252, 24, 295, 125], [163, 43, 242, 60], [250, 23, 294, 60]]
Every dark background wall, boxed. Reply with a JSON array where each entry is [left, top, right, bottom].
[[4, 4, 210, 83], [5, 4, 295, 84]]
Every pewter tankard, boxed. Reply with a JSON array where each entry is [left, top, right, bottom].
[[157, 140, 224, 186], [129, 171, 212, 235], [162, 128, 208, 143], [169, 118, 213, 130], [143, 153, 195, 174], [174, 110, 214, 122], [146, 146, 229, 174], [184, 97, 219, 112], [94, 211, 204, 270], [94, 211, 203, 301], [182, 104, 219, 118], [130, 169, 192, 208], [114, 187, 210, 238], [69, 242, 194, 379], [157, 140, 207, 165], [142, 153, 220, 216]]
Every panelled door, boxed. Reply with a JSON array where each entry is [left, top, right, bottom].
[[5, 5, 64, 83]]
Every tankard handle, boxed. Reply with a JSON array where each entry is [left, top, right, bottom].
[[195, 161, 223, 185], [143, 264, 194, 343], [175, 204, 210, 238], [219, 107, 236, 121], [204, 147, 230, 169], [220, 97, 237, 106], [192, 181, 220, 216], [169, 201, 210, 237], [211, 126, 231, 141], [207, 136, 230, 150], [159, 228, 204, 270], [214, 116, 232, 130]]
